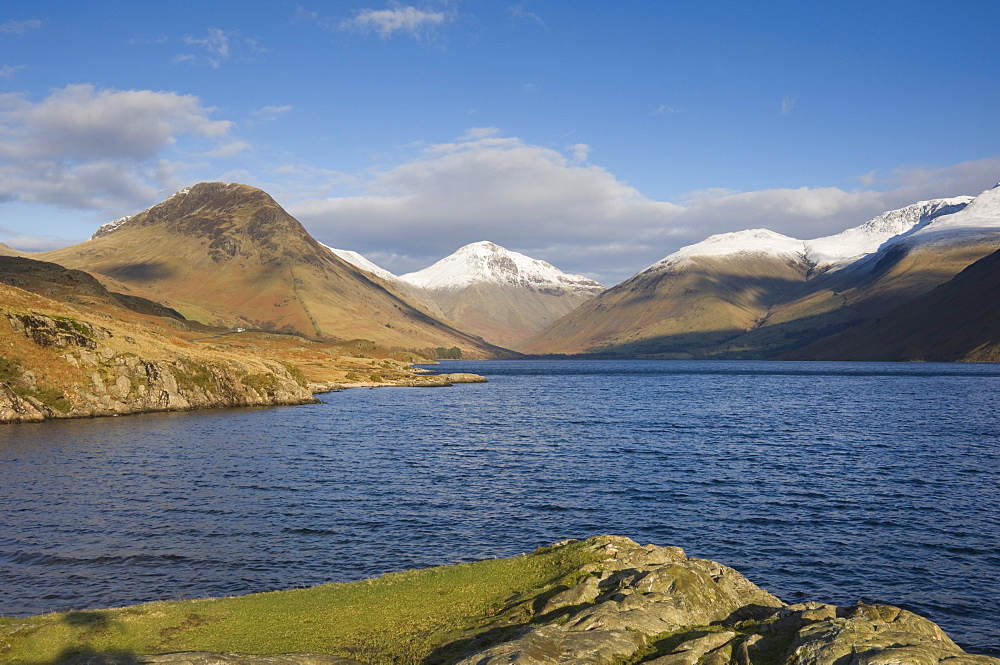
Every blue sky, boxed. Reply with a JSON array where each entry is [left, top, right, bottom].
[[1, 1, 998, 284]]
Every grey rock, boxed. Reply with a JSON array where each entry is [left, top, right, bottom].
[[454, 536, 999, 665]]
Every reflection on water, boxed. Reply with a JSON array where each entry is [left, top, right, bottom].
[[1, 360, 998, 655]]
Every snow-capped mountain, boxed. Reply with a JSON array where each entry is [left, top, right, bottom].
[[521, 183, 1000, 358], [905, 182, 1000, 245], [647, 229, 805, 272], [400, 241, 604, 296], [645, 197, 974, 277], [317, 244, 455, 323], [806, 196, 972, 269], [397, 241, 604, 348]]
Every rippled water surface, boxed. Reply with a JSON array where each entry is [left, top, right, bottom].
[[1, 360, 998, 654]]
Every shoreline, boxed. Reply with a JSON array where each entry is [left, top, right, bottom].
[[0, 366, 488, 425]]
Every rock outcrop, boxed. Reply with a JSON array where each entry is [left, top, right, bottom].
[[0, 308, 317, 422], [451, 537, 996, 665]]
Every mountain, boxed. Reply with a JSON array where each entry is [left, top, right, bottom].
[[520, 185, 1000, 358], [518, 229, 812, 356], [39, 182, 506, 357], [398, 241, 605, 348]]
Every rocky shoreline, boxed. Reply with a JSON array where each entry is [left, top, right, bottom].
[[0, 308, 486, 424], [54, 537, 998, 664]]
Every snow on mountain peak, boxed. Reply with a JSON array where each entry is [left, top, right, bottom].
[[400, 241, 604, 294], [647, 229, 805, 273], [321, 244, 398, 282], [91, 215, 133, 240], [903, 183, 1000, 245], [91, 187, 193, 240], [805, 197, 972, 269]]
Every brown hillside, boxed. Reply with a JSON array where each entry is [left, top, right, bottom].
[[435, 281, 601, 349], [517, 253, 811, 356], [40, 182, 505, 358]]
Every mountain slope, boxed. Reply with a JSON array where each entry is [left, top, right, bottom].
[[518, 230, 810, 355], [399, 241, 604, 348], [323, 244, 455, 323], [521, 185, 1000, 358], [39, 182, 506, 357], [785, 247, 1000, 362]]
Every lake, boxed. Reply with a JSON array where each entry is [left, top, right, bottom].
[[1, 359, 998, 654]]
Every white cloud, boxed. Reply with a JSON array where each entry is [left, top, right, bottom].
[[857, 169, 877, 185], [780, 96, 796, 115], [0, 84, 235, 216], [0, 19, 42, 35], [286, 130, 1000, 284], [342, 5, 449, 39]]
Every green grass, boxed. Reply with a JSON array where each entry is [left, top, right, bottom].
[[0, 539, 605, 664]]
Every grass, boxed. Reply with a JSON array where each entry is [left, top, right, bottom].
[[0, 539, 606, 665]]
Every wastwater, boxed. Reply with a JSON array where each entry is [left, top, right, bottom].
[[1, 360, 998, 654]]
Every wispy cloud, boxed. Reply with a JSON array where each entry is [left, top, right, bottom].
[[653, 104, 680, 115], [341, 5, 450, 39], [0, 65, 26, 79], [568, 143, 589, 163], [780, 95, 796, 115], [508, 3, 547, 29], [857, 169, 877, 185], [254, 104, 293, 120], [0, 19, 43, 35], [175, 28, 262, 68]]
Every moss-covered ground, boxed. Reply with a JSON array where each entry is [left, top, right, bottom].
[[0, 540, 604, 665]]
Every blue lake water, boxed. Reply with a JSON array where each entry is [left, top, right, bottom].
[[1, 359, 998, 654]]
